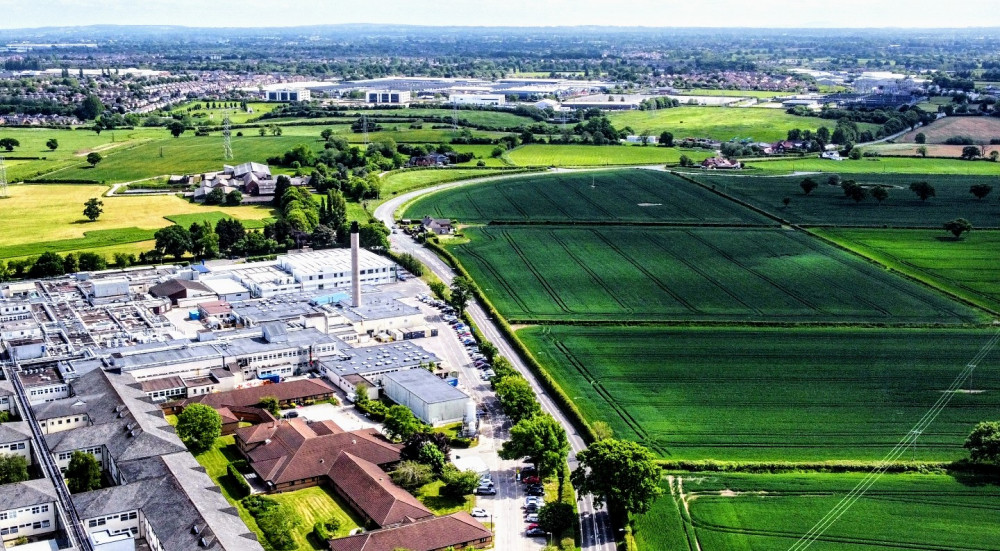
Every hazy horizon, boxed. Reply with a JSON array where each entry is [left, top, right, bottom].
[[0, 0, 997, 31]]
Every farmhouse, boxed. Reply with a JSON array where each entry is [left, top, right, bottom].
[[421, 216, 453, 235], [701, 157, 742, 170]]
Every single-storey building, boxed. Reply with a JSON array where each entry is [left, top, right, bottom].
[[163, 378, 337, 415], [148, 279, 215, 307], [328, 511, 493, 551], [421, 216, 453, 235], [382, 369, 471, 427]]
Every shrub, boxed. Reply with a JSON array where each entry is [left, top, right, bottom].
[[441, 466, 481, 498], [241, 496, 299, 551], [231, 459, 250, 473], [227, 464, 251, 498], [312, 519, 341, 542]]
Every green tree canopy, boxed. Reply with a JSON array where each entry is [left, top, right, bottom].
[[494, 376, 541, 424], [449, 276, 474, 316], [67, 451, 102, 493], [390, 460, 433, 491], [910, 181, 936, 201], [46, 138, 59, 151], [970, 184, 993, 200], [86, 152, 102, 167], [176, 404, 222, 454], [944, 218, 973, 239], [0, 454, 29, 484], [83, 198, 103, 222], [154, 225, 192, 260], [537, 501, 575, 536], [258, 396, 280, 416], [965, 421, 1000, 463], [571, 438, 663, 516], [499, 413, 568, 480], [384, 405, 423, 442]]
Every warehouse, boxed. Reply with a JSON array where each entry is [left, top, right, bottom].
[[278, 249, 397, 292], [382, 369, 470, 426]]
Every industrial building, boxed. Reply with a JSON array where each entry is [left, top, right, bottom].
[[278, 249, 398, 292], [366, 90, 411, 105], [382, 369, 472, 426], [263, 88, 310, 102], [450, 93, 506, 106]]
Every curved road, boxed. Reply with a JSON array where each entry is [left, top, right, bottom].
[[375, 170, 617, 551]]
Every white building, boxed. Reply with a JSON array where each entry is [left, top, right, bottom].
[[382, 369, 471, 426], [450, 94, 506, 106], [366, 90, 411, 105], [278, 250, 397, 293], [200, 278, 251, 302], [264, 89, 310, 102]]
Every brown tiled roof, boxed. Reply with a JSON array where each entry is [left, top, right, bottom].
[[178, 379, 335, 410], [328, 512, 491, 551], [238, 421, 399, 487], [139, 376, 185, 393], [328, 453, 432, 527]]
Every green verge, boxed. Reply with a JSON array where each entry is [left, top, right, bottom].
[[1, 227, 156, 259], [165, 211, 271, 229]]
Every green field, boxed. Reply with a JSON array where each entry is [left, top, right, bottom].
[[689, 172, 1000, 228], [520, 326, 1000, 461], [746, 155, 1000, 175], [0, 126, 163, 182], [606, 107, 860, 143], [404, 170, 773, 225], [675, 89, 796, 98], [817, 229, 1000, 313], [170, 101, 281, 124], [506, 144, 714, 166], [382, 168, 521, 199], [328, 107, 537, 129], [636, 472, 1000, 551], [0, 184, 275, 261], [442, 226, 982, 324]]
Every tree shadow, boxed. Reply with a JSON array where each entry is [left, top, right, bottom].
[[934, 236, 963, 242], [948, 460, 1000, 487]]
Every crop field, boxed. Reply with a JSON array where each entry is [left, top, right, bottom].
[[816, 229, 1000, 313], [901, 116, 1000, 144], [382, 168, 521, 199], [745, 155, 1000, 175], [635, 473, 1000, 551], [0, 184, 275, 260], [606, 106, 863, 143], [519, 326, 1000, 461], [404, 170, 773, 225], [690, 172, 1000, 228], [446, 226, 982, 323], [865, 142, 1000, 158], [329, 107, 538, 129], [506, 144, 714, 166]]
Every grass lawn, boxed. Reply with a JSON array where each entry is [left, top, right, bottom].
[[413, 479, 474, 515], [0, 126, 163, 182], [815, 228, 1000, 313], [506, 144, 714, 166], [520, 326, 1000, 461], [0, 184, 275, 261], [606, 106, 861, 143]]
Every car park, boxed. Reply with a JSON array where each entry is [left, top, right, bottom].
[[523, 475, 540, 485], [471, 508, 488, 518]]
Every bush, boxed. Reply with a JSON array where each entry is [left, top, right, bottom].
[[312, 519, 341, 542], [241, 496, 299, 551], [228, 464, 251, 498], [231, 459, 250, 473], [441, 466, 481, 498], [945, 135, 975, 145], [450, 436, 473, 448]]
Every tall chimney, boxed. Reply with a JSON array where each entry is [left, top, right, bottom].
[[350, 221, 361, 307]]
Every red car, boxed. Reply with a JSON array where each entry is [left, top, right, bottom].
[[522, 476, 540, 485]]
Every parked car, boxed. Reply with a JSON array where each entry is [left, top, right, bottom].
[[523, 476, 540, 485], [524, 503, 539, 513], [282, 411, 299, 419], [476, 486, 497, 495], [521, 466, 538, 477], [526, 527, 547, 537], [471, 508, 488, 518], [524, 496, 542, 506], [525, 513, 539, 523], [525, 485, 544, 496]]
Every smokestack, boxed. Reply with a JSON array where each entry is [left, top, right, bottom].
[[350, 221, 361, 308]]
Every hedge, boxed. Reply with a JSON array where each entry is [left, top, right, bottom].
[[227, 464, 251, 498]]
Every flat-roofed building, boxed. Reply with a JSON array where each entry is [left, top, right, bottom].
[[278, 249, 397, 292], [382, 368, 471, 426], [450, 93, 506, 106], [366, 90, 411, 105], [264, 89, 310, 102]]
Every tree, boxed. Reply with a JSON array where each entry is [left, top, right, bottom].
[[113, 252, 133, 269], [914, 132, 926, 144], [961, 145, 981, 160], [592, 421, 614, 441], [46, 138, 59, 151], [0, 138, 19, 152], [570, 439, 663, 517], [910, 181, 936, 201], [63, 253, 79, 274], [66, 451, 102, 493], [917, 145, 928, 158], [390, 460, 433, 491], [417, 441, 447, 475], [204, 187, 226, 205], [441, 466, 482, 498], [176, 404, 222, 454], [0, 454, 28, 484], [86, 152, 102, 167], [537, 502, 575, 536], [659, 131, 674, 147], [943, 218, 973, 239], [842, 181, 867, 203], [848, 148, 863, 160], [310, 224, 338, 249], [449, 276, 474, 316], [320, 128, 335, 141], [964, 421, 1000, 463], [384, 405, 423, 442], [168, 121, 186, 138], [272, 175, 292, 207], [258, 396, 280, 416], [401, 432, 451, 463], [83, 198, 103, 222], [800, 178, 818, 195], [78, 252, 106, 271], [970, 184, 993, 200], [215, 218, 246, 254], [494, 376, 541, 423], [76, 94, 104, 120], [499, 413, 569, 481], [678, 154, 693, 167], [30, 251, 65, 278], [154, 225, 192, 260], [258, 127, 267, 137], [225, 190, 243, 206], [782, 197, 791, 208], [870, 186, 889, 205]]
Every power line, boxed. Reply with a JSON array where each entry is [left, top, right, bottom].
[[0, 156, 7, 198], [788, 329, 1000, 551], [222, 110, 233, 160]]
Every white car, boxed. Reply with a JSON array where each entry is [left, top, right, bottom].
[[471, 507, 488, 518], [525, 513, 539, 523]]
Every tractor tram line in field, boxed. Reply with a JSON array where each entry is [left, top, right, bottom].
[[401, 168, 1000, 550]]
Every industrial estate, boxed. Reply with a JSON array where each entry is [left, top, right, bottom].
[[0, 16, 999, 551]]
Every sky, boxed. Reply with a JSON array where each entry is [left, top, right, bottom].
[[0, 0, 998, 29]]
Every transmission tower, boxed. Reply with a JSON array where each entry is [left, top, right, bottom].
[[452, 101, 459, 130], [222, 110, 233, 160], [362, 114, 370, 146], [0, 156, 7, 198]]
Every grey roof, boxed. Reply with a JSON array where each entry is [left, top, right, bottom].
[[107, 343, 224, 372], [222, 327, 341, 357], [383, 369, 470, 404], [320, 342, 438, 378], [149, 279, 212, 299], [330, 294, 421, 323], [0, 478, 58, 512], [74, 453, 265, 551], [0, 421, 32, 444]]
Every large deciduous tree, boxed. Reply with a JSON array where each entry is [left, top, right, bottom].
[[910, 181, 936, 201], [449, 276, 474, 315], [67, 451, 102, 493], [0, 454, 28, 484], [965, 421, 1000, 463], [499, 413, 568, 481], [494, 376, 541, 424], [970, 184, 993, 200], [176, 404, 222, 454], [944, 218, 973, 239], [571, 439, 663, 518], [83, 198, 103, 222], [383, 405, 423, 442], [154, 225, 192, 260]]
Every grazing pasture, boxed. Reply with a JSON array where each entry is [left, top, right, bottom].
[[690, 172, 1000, 228], [816, 229, 1000, 313], [447, 225, 982, 324], [606, 106, 857, 143], [506, 144, 714, 166], [745, 155, 1000, 175], [404, 169, 772, 225], [901, 115, 1000, 144], [635, 473, 1000, 551], [519, 326, 1000, 461]]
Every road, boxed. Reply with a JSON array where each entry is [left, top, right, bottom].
[[374, 170, 617, 551]]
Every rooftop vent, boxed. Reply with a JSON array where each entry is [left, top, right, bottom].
[[191, 524, 201, 535]]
